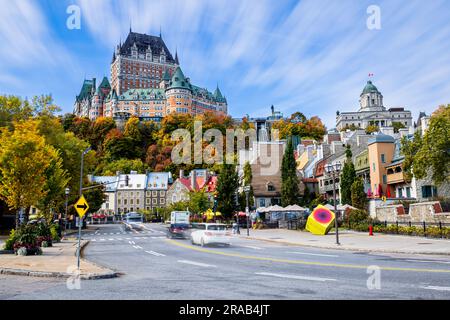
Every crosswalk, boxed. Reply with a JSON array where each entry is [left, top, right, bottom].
[[82, 229, 167, 243]]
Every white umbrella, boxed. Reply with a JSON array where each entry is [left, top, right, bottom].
[[268, 205, 284, 212], [257, 207, 268, 213], [285, 204, 306, 211]]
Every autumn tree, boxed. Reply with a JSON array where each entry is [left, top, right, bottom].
[[0, 95, 33, 128], [100, 158, 146, 176], [188, 190, 211, 214], [0, 121, 58, 228]]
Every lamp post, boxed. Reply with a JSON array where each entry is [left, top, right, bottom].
[[244, 185, 251, 236], [64, 187, 70, 232], [235, 190, 240, 235], [325, 162, 342, 245]]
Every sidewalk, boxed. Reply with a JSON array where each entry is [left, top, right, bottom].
[[241, 229, 450, 255], [0, 239, 118, 279]]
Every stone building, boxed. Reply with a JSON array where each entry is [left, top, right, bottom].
[[336, 80, 413, 131]]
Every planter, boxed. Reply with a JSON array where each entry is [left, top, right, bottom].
[[14, 247, 42, 256]]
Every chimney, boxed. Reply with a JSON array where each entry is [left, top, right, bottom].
[[191, 170, 197, 190], [179, 169, 184, 178]]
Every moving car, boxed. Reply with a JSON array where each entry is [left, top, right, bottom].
[[191, 223, 231, 247], [168, 223, 190, 239]]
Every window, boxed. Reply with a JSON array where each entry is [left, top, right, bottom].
[[152, 198, 157, 204], [267, 184, 275, 191], [421, 185, 437, 198], [406, 187, 411, 198], [259, 198, 265, 207], [381, 154, 385, 163], [130, 199, 134, 205], [398, 188, 403, 198], [160, 198, 165, 204], [382, 175, 387, 184], [160, 191, 165, 196], [373, 163, 376, 172]]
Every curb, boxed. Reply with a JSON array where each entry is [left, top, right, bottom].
[[242, 235, 450, 256], [0, 240, 119, 280]]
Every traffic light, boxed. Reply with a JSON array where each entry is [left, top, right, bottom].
[[125, 175, 129, 186]]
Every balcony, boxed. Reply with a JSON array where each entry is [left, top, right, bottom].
[[386, 166, 405, 185]]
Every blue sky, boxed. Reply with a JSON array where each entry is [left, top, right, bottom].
[[1, 0, 450, 128]]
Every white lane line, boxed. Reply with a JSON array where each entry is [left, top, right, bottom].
[[116, 232, 121, 235], [108, 238, 114, 241], [421, 286, 450, 292], [133, 237, 140, 240], [145, 250, 166, 257], [99, 238, 106, 241], [94, 230, 99, 235], [141, 237, 148, 239], [243, 246, 263, 250], [286, 251, 339, 258], [125, 238, 131, 240], [129, 241, 135, 245], [116, 238, 123, 241], [103, 233, 108, 235], [177, 260, 217, 268], [132, 245, 143, 249], [255, 272, 337, 282], [91, 239, 97, 242], [405, 259, 450, 265]]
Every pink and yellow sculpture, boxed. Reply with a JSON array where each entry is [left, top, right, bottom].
[[306, 205, 335, 235]]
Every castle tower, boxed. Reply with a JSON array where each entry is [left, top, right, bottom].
[[165, 66, 192, 115]]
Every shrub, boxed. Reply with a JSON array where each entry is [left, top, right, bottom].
[[50, 224, 60, 242], [3, 229, 16, 250], [346, 209, 370, 227], [41, 241, 49, 248]]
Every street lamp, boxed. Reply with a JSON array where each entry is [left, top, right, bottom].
[[64, 187, 70, 232], [235, 190, 240, 235], [244, 185, 251, 236], [325, 162, 342, 245]]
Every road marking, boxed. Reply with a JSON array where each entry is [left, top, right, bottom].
[[116, 238, 123, 241], [405, 259, 450, 265], [94, 230, 99, 235], [108, 238, 114, 241], [177, 260, 217, 268], [133, 237, 140, 240], [141, 237, 147, 239], [145, 250, 166, 257], [243, 246, 263, 250], [133, 245, 142, 249], [125, 238, 131, 240], [100, 238, 106, 241], [166, 240, 450, 274], [91, 239, 96, 242], [129, 241, 135, 245], [255, 272, 336, 282], [421, 286, 450, 291], [286, 251, 339, 258], [103, 233, 108, 235], [116, 232, 121, 235]]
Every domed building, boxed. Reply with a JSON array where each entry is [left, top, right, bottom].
[[336, 80, 412, 131]]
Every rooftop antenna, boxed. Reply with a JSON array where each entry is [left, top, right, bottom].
[[159, 25, 162, 38]]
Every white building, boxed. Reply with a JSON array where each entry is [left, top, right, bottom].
[[89, 175, 119, 214], [336, 80, 413, 131]]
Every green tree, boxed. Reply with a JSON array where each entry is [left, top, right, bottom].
[[401, 105, 450, 185], [0, 95, 33, 128], [392, 121, 406, 133], [100, 158, 146, 175], [340, 146, 356, 205], [351, 177, 367, 210], [188, 190, 211, 214], [0, 121, 56, 228], [281, 137, 299, 206], [216, 164, 239, 218], [239, 161, 254, 210]]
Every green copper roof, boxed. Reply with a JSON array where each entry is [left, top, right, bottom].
[[214, 85, 226, 103], [119, 88, 166, 101], [168, 67, 191, 91], [76, 79, 95, 102], [162, 69, 171, 81], [362, 80, 379, 94]]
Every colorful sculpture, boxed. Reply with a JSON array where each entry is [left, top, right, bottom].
[[306, 205, 335, 235]]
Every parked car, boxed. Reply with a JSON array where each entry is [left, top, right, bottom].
[[191, 223, 231, 247], [168, 223, 190, 239]]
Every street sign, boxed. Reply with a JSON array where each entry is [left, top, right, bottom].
[[381, 196, 387, 202], [74, 195, 89, 217]]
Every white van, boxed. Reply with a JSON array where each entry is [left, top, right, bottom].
[[170, 211, 190, 225]]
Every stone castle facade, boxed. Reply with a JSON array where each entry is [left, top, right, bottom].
[[73, 30, 227, 122]]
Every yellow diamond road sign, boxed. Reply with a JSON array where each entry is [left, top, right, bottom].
[[75, 195, 89, 218]]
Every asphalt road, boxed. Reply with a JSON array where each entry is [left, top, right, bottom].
[[1, 223, 450, 300]]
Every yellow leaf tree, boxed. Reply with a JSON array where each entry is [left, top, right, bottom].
[[0, 121, 55, 228]]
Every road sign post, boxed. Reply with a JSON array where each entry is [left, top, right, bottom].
[[75, 195, 89, 270]]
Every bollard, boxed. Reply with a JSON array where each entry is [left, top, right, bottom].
[[369, 225, 373, 236]]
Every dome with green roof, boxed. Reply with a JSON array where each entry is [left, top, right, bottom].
[[362, 80, 379, 95], [168, 67, 191, 91]]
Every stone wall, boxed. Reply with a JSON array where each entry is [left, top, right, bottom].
[[374, 200, 450, 224]]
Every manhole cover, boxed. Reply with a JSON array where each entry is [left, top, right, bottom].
[[417, 243, 433, 245]]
